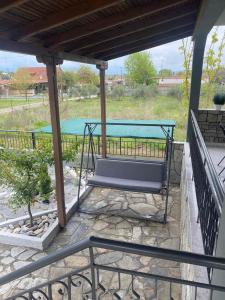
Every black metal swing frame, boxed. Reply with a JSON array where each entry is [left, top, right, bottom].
[[77, 121, 175, 224]]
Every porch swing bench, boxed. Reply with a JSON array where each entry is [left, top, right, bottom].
[[88, 158, 165, 194], [77, 120, 175, 224]]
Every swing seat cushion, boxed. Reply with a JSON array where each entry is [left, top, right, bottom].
[[88, 159, 165, 193]]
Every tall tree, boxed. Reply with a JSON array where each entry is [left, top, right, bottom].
[[179, 37, 193, 107], [179, 28, 225, 107], [204, 28, 225, 105], [125, 52, 157, 85], [57, 69, 76, 100], [75, 66, 98, 85], [159, 69, 173, 77], [12, 69, 32, 101]]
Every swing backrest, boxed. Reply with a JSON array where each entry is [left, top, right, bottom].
[[95, 159, 165, 183]]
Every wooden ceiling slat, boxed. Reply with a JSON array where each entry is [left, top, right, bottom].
[[0, 0, 29, 14], [66, 6, 197, 53], [7, 0, 122, 41], [101, 31, 192, 61], [46, 0, 191, 48], [0, 0, 202, 65], [79, 18, 195, 57], [94, 27, 193, 59]]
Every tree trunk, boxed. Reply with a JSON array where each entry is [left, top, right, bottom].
[[27, 202, 33, 227]]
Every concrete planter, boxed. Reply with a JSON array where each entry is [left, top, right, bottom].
[[0, 187, 92, 250], [215, 104, 223, 111]]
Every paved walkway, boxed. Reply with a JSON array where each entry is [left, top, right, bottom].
[[0, 186, 181, 299], [0, 101, 44, 115]]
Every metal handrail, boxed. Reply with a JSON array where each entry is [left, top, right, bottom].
[[0, 129, 34, 133], [191, 110, 225, 214], [1, 236, 225, 288], [85, 121, 176, 127]]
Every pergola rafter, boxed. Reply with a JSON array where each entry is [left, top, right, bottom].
[[66, 4, 197, 53], [0, 0, 28, 14], [95, 27, 193, 60], [45, 0, 191, 48], [101, 31, 193, 61], [78, 19, 195, 57], [4, 0, 122, 41]]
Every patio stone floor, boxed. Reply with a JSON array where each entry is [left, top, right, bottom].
[[0, 185, 181, 299]]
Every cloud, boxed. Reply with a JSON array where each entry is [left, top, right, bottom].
[[0, 26, 224, 74]]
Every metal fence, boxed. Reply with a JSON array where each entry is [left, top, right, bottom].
[[189, 111, 224, 258], [1, 236, 225, 300], [0, 129, 166, 158]]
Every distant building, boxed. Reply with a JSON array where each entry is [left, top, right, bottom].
[[0, 67, 61, 97], [15, 67, 49, 95], [158, 76, 183, 94], [0, 79, 10, 97], [106, 77, 125, 92]]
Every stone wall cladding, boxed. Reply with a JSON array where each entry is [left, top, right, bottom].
[[197, 109, 225, 143], [171, 142, 184, 184]]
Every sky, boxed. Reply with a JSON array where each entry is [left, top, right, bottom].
[[0, 26, 224, 75]]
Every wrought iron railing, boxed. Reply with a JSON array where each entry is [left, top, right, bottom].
[[0, 129, 166, 158], [1, 236, 225, 299], [189, 111, 225, 257]]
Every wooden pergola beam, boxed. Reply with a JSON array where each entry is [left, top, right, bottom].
[[102, 31, 192, 61], [97, 63, 108, 158], [187, 35, 207, 139], [66, 4, 197, 53], [46, 0, 190, 48], [96, 27, 193, 60], [0, 38, 105, 65], [0, 0, 28, 13], [193, 0, 225, 39], [37, 55, 66, 228], [8, 0, 121, 41], [80, 18, 195, 57]]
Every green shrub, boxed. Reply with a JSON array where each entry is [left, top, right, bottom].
[[166, 85, 183, 100], [131, 84, 158, 100], [111, 85, 126, 100], [39, 164, 52, 201]]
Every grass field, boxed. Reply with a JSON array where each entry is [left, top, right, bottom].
[[0, 98, 42, 109], [0, 95, 212, 141]]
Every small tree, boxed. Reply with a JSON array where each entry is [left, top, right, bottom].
[[0, 139, 80, 227], [125, 52, 157, 85], [12, 69, 32, 101], [179, 38, 193, 107], [0, 150, 40, 227], [75, 66, 99, 85], [111, 85, 125, 100], [57, 70, 76, 99]]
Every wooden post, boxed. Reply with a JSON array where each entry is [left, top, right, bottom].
[[36, 55, 66, 228], [186, 34, 207, 140], [97, 63, 108, 158]]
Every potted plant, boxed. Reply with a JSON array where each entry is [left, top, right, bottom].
[[213, 86, 225, 110]]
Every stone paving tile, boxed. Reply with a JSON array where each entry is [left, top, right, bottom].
[[0, 185, 181, 299], [79, 188, 170, 222]]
